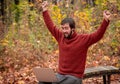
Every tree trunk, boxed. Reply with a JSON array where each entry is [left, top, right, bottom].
[[14, 0, 19, 5], [71, 0, 75, 4], [14, 0, 20, 23], [0, 0, 5, 22], [86, 0, 95, 6], [28, 0, 34, 3], [0, 0, 7, 40]]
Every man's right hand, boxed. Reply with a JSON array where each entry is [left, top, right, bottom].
[[42, 1, 48, 12]]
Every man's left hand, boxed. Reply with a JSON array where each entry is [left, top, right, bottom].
[[103, 10, 111, 22]]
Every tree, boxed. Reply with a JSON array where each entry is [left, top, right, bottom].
[[85, 0, 95, 6], [0, 0, 5, 22], [14, 0, 19, 5], [0, 0, 6, 40]]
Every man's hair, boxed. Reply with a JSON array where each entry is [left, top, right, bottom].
[[61, 18, 75, 29]]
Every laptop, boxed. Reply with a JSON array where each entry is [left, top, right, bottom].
[[33, 67, 58, 82]]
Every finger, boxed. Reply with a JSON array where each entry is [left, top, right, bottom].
[[42, 1, 47, 5], [42, 1, 48, 7], [104, 11, 110, 16], [106, 10, 111, 14], [106, 11, 111, 15], [44, 1, 48, 5], [103, 10, 107, 13]]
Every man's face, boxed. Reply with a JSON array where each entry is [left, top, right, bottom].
[[61, 23, 72, 38]]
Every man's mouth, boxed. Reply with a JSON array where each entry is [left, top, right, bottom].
[[64, 33, 69, 37]]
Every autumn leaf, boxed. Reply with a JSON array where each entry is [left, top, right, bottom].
[[103, 56, 110, 61], [18, 80, 25, 84]]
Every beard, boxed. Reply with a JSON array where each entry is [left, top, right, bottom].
[[64, 30, 73, 39]]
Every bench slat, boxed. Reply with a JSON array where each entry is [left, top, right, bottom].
[[83, 66, 120, 78]]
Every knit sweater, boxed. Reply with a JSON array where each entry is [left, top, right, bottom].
[[43, 10, 110, 78]]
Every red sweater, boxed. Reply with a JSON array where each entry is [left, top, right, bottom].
[[43, 11, 109, 78]]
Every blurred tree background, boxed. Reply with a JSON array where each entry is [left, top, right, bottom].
[[0, 0, 120, 83]]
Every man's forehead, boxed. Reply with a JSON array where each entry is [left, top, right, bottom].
[[61, 23, 69, 26]]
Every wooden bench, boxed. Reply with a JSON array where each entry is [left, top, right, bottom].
[[83, 66, 120, 84]]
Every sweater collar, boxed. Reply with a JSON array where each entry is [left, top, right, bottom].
[[66, 31, 77, 39]]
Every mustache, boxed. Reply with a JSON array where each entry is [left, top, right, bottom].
[[63, 32, 68, 34], [63, 31, 73, 38]]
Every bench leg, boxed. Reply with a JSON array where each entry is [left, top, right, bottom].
[[103, 75, 106, 84], [107, 75, 111, 84], [103, 75, 111, 84]]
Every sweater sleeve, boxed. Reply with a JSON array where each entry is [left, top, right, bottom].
[[42, 10, 62, 42], [86, 19, 110, 46]]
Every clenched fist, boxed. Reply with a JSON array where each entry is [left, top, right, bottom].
[[34, 0, 44, 12], [41, 1, 48, 12], [103, 10, 111, 21]]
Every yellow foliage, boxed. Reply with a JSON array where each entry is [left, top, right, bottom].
[[18, 80, 25, 84], [29, 2, 34, 7], [0, 39, 9, 46], [74, 11, 90, 30], [52, 36, 57, 43], [103, 56, 110, 61], [116, 63, 120, 68], [50, 5, 66, 25], [55, 49, 59, 54]]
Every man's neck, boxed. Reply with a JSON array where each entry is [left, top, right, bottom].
[[66, 31, 76, 39]]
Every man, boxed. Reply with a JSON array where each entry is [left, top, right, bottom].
[[39, 1, 111, 84]]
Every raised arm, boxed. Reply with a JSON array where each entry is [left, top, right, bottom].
[[86, 10, 111, 46], [41, 1, 62, 42]]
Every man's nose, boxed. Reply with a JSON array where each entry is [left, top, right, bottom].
[[62, 29, 67, 33]]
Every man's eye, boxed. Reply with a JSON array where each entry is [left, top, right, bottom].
[[65, 27, 68, 30]]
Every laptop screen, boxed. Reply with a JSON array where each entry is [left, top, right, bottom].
[[33, 67, 58, 82]]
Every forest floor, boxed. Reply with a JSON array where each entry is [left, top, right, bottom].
[[0, 48, 120, 84]]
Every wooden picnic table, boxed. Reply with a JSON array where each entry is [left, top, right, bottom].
[[84, 66, 120, 84]]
